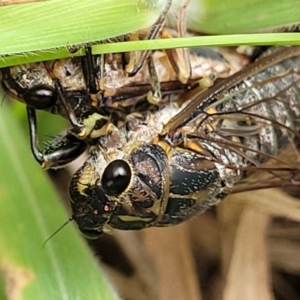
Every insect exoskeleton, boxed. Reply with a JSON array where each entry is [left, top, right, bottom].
[[69, 46, 300, 236]]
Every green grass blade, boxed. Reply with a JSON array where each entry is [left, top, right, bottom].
[[0, 0, 166, 55], [1, 0, 300, 67], [90, 33, 300, 53], [1, 33, 300, 68], [0, 100, 120, 300], [0, 48, 85, 69]]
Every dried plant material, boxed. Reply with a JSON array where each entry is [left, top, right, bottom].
[[221, 206, 272, 300], [112, 230, 158, 299], [1, 261, 34, 300], [217, 199, 246, 275], [189, 212, 220, 260], [142, 224, 202, 300], [230, 189, 300, 222], [269, 239, 300, 274], [103, 264, 158, 300], [272, 272, 300, 300]]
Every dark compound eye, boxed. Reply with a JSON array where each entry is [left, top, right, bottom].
[[102, 160, 131, 196], [23, 86, 57, 109]]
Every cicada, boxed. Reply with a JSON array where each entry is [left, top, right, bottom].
[[1, 43, 235, 169], [68, 46, 300, 238]]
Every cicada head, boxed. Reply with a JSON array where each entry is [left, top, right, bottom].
[[1, 63, 58, 109], [0, 58, 87, 111], [69, 143, 169, 236]]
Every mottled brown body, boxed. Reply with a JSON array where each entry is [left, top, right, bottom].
[[69, 47, 300, 237]]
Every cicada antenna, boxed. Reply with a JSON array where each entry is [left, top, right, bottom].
[[42, 217, 73, 248], [0, 92, 7, 106]]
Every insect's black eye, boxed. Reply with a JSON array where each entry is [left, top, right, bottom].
[[102, 160, 131, 196], [80, 229, 102, 239], [23, 86, 57, 109]]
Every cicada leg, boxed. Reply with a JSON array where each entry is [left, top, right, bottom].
[[126, 0, 172, 77], [77, 46, 116, 139], [177, 0, 190, 38], [161, 30, 191, 84], [124, 1, 172, 105], [26, 107, 87, 169], [54, 74, 113, 140], [164, 76, 215, 109], [77, 111, 119, 140], [68, 45, 102, 104], [146, 52, 162, 104], [161, 0, 191, 84], [81, 46, 98, 95], [53, 79, 85, 135]]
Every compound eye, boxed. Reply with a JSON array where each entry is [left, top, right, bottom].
[[80, 229, 102, 239], [23, 86, 57, 109], [102, 160, 131, 196]]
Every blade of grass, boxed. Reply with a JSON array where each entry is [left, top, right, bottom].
[[0, 99, 120, 300], [2, 0, 300, 67], [91, 33, 300, 53], [1, 33, 300, 68], [0, 0, 167, 55]]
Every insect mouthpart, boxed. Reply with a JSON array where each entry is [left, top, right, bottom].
[[69, 158, 116, 238]]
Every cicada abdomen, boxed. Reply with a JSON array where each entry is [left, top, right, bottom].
[[169, 46, 300, 190], [69, 47, 300, 236], [154, 46, 300, 222]]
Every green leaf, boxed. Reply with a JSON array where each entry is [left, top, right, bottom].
[[0, 99, 120, 300], [2, 32, 300, 68], [2, 0, 300, 68], [90, 33, 300, 53], [170, 0, 300, 34], [0, 0, 167, 55]]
